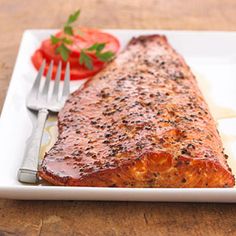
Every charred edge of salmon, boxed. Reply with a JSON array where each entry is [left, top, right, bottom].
[[39, 151, 235, 187], [128, 34, 168, 46]]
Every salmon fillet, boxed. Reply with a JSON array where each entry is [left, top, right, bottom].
[[39, 35, 235, 187]]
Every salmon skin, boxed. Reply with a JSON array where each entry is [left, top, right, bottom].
[[39, 35, 235, 187]]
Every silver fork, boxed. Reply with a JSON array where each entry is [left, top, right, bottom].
[[18, 60, 70, 184]]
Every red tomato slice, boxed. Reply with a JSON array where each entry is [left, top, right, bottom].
[[32, 28, 120, 80], [40, 39, 101, 67], [65, 28, 120, 56], [32, 49, 104, 80], [41, 29, 119, 63]]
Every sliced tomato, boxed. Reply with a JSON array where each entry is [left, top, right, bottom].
[[32, 49, 104, 80], [41, 28, 120, 63], [40, 39, 99, 67], [32, 28, 120, 80], [40, 39, 62, 62], [65, 28, 120, 57]]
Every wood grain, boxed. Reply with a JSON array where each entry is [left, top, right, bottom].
[[1, 0, 236, 235]]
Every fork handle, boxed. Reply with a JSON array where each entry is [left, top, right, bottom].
[[18, 108, 49, 184]]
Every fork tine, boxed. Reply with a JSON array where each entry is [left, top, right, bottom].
[[51, 61, 62, 100], [62, 62, 70, 97], [41, 60, 54, 96], [29, 60, 46, 97]]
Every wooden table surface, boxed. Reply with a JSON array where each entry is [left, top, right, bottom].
[[1, 0, 236, 235]]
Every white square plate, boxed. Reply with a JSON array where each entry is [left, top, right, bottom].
[[1, 29, 236, 201]]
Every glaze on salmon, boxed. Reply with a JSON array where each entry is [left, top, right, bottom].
[[39, 35, 235, 187]]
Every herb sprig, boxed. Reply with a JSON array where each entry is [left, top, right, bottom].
[[50, 35, 73, 61], [80, 43, 114, 70], [50, 9, 115, 69], [63, 10, 80, 36]]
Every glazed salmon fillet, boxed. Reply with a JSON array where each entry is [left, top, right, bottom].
[[39, 35, 235, 187]]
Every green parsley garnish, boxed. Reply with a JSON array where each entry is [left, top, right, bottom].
[[63, 10, 80, 36], [79, 50, 93, 70], [50, 9, 115, 69], [56, 44, 71, 61], [79, 43, 114, 70]]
